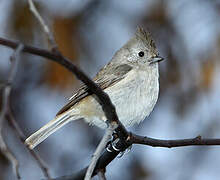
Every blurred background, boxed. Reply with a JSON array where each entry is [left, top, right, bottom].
[[0, 0, 220, 179]]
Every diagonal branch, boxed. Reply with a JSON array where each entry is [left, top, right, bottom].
[[27, 3, 124, 178], [0, 42, 51, 179], [6, 109, 51, 179], [0, 37, 128, 137]]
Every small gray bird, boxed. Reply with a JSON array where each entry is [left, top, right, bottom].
[[25, 27, 163, 149]]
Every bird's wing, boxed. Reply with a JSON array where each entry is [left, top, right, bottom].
[[56, 63, 133, 116]]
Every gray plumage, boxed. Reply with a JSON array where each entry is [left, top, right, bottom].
[[25, 27, 163, 149]]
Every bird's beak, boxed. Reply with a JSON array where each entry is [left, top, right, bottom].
[[150, 56, 164, 64]]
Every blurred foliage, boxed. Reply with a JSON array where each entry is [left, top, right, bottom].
[[128, 157, 151, 180], [45, 17, 80, 88], [8, 1, 35, 42], [200, 58, 215, 91]]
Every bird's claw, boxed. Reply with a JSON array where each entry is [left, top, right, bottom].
[[106, 136, 132, 158]]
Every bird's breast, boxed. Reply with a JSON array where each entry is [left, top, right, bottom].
[[105, 69, 159, 127]]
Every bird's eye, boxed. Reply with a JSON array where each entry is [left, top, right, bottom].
[[138, 51, 144, 57]]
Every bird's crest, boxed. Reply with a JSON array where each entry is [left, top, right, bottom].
[[136, 26, 158, 55]]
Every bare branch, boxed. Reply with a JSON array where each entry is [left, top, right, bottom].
[[6, 109, 51, 179], [0, 30, 127, 179], [53, 132, 220, 180], [0, 37, 128, 138], [130, 134, 220, 148], [28, 0, 57, 50], [0, 44, 24, 179], [0, 135, 20, 179], [85, 122, 117, 180]]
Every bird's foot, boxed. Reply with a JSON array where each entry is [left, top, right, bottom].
[[106, 135, 132, 158]]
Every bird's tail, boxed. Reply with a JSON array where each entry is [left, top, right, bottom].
[[25, 111, 79, 149]]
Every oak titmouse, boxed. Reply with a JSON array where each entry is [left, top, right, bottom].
[[25, 27, 164, 149]]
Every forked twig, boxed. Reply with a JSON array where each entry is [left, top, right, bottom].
[[0, 44, 24, 179]]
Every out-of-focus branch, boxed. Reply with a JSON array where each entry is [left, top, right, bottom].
[[0, 44, 24, 179], [84, 123, 117, 180], [6, 109, 51, 179], [28, 0, 57, 50], [0, 42, 51, 179], [0, 136, 20, 179]]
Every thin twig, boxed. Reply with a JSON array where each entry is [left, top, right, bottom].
[[85, 122, 117, 180], [0, 44, 24, 179], [6, 109, 51, 179], [130, 134, 220, 148], [97, 169, 106, 180], [0, 135, 20, 179], [28, 0, 57, 50]]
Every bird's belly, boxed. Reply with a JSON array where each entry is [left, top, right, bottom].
[[107, 79, 158, 127]]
